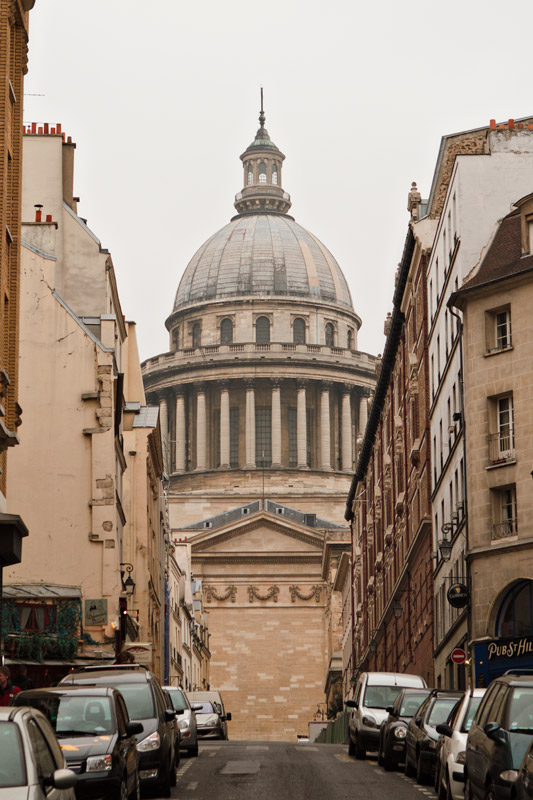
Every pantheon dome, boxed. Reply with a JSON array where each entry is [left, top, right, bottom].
[[142, 103, 376, 741]]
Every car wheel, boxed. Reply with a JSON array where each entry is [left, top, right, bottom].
[[404, 750, 416, 778], [434, 760, 441, 794], [416, 752, 427, 785], [377, 736, 384, 767], [116, 776, 128, 800], [445, 771, 453, 800], [485, 786, 496, 800], [170, 754, 177, 787], [190, 742, 199, 757], [382, 751, 394, 771], [465, 776, 474, 800], [348, 737, 355, 756], [354, 736, 366, 760], [156, 761, 172, 798], [129, 771, 140, 800]]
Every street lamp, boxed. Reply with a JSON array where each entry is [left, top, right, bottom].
[[439, 522, 453, 562], [120, 563, 136, 597], [393, 599, 403, 619]]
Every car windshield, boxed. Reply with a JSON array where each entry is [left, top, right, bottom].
[[0, 722, 26, 787], [194, 702, 217, 714], [104, 682, 155, 720], [16, 695, 114, 736], [399, 693, 429, 717], [364, 685, 407, 709], [428, 698, 460, 726], [167, 689, 189, 712], [461, 696, 483, 732], [509, 687, 533, 733]]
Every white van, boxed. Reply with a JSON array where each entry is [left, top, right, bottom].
[[346, 671, 427, 759]]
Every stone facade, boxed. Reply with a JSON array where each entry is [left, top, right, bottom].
[[143, 106, 374, 739]]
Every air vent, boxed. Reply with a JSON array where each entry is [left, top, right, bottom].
[[204, 521, 212, 529], [276, 508, 284, 515], [242, 508, 249, 515], [304, 514, 316, 527]]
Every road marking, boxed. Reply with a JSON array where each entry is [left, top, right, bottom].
[[246, 746, 269, 750], [208, 752, 216, 757], [335, 754, 353, 762], [294, 746, 319, 751], [187, 782, 198, 790]]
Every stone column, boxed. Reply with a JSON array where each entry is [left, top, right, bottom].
[[359, 392, 369, 437], [159, 396, 169, 473], [297, 381, 308, 469], [195, 384, 207, 471], [341, 387, 353, 471], [320, 383, 332, 470], [271, 381, 282, 468], [245, 379, 256, 469], [175, 392, 186, 473], [220, 382, 230, 469]]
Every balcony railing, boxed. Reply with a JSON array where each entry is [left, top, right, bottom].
[[492, 519, 517, 541], [488, 431, 515, 465]]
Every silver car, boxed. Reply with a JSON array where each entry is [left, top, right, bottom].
[[0, 706, 77, 799], [163, 686, 199, 757]]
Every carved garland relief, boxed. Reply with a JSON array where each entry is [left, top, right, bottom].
[[203, 584, 323, 603]]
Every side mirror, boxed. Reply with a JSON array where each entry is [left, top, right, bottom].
[[385, 706, 394, 714], [191, 704, 203, 712], [51, 769, 77, 790], [165, 709, 176, 722], [436, 723, 453, 737], [415, 716, 423, 727], [484, 721, 505, 743], [225, 712, 232, 721], [125, 721, 144, 737], [345, 700, 358, 709], [175, 708, 185, 715]]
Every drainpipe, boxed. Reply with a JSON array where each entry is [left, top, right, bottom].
[[448, 306, 471, 686]]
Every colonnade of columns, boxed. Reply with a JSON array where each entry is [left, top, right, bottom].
[[157, 381, 371, 475]]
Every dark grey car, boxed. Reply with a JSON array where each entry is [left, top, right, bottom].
[[163, 686, 198, 757]]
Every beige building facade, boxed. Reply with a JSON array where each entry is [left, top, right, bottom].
[[3, 127, 170, 681], [451, 192, 533, 686], [143, 106, 375, 739]]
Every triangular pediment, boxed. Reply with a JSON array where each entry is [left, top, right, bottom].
[[189, 511, 324, 554]]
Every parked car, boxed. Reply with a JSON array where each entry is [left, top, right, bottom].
[[465, 672, 533, 800], [378, 687, 432, 770], [59, 664, 177, 797], [187, 691, 231, 740], [190, 700, 229, 740], [346, 671, 428, 759], [435, 687, 486, 800], [404, 690, 462, 784], [13, 685, 142, 800], [163, 686, 198, 757], [503, 734, 533, 799], [0, 705, 77, 799]]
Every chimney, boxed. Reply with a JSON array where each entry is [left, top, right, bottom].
[[62, 137, 77, 213], [34, 204, 43, 222]]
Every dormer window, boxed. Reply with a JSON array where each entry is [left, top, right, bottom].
[[247, 163, 253, 186], [259, 162, 267, 184], [325, 322, 335, 347], [272, 163, 278, 185], [347, 329, 354, 350], [192, 322, 201, 348], [256, 316, 270, 344], [293, 317, 306, 344]]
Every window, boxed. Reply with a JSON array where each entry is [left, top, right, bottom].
[[289, 408, 297, 467], [488, 394, 514, 464], [497, 580, 533, 637], [492, 485, 517, 540], [230, 408, 239, 468], [325, 322, 335, 347], [486, 306, 512, 353], [293, 317, 306, 344], [192, 323, 201, 348], [255, 407, 271, 467], [220, 317, 233, 344], [17, 603, 56, 632], [347, 329, 354, 350], [258, 162, 267, 184], [272, 163, 278, 185], [255, 316, 270, 344], [529, 219, 533, 253], [172, 327, 180, 350], [247, 163, 253, 185]]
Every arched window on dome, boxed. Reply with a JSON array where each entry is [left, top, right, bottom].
[[247, 163, 254, 186], [496, 580, 533, 638], [347, 328, 354, 351], [172, 327, 180, 350], [325, 322, 335, 348], [192, 322, 201, 349], [293, 318, 306, 344], [256, 316, 271, 344], [272, 163, 278, 185], [258, 162, 267, 184], [220, 317, 233, 345]]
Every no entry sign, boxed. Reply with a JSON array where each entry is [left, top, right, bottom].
[[451, 647, 466, 664]]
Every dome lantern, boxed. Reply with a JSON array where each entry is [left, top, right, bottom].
[[234, 90, 292, 217]]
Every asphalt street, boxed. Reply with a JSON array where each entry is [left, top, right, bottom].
[[161, 741, 436, 800]]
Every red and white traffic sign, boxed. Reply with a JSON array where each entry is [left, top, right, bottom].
[[451, 647, 466, 664]]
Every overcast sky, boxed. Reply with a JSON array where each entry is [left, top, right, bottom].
[[23, 0, 533, 363]]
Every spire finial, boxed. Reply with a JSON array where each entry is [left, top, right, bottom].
[[259, 87, 265, 129]]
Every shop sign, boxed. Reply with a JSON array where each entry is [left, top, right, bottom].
[[487, 636, 533, 660], [85, 599, 108, 625], [447, 583, 469, 608]]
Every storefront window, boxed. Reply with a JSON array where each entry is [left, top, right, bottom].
[[497, 580, 533, 637]]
